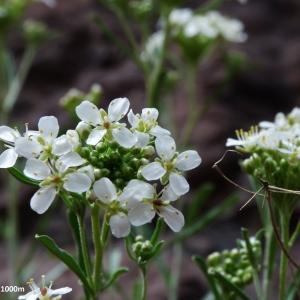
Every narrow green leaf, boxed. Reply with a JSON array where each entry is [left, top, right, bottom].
[[100, 268, 129, 292], [8, 167, 40, 187], [255, 228, 265, 241], [186, 182, 214, 224], [151, 240, 164, 258], [192, 255, 221, 300], [209, 269, 251, 300], [286, 270, 300, 300], [125, 235, 135, 261], [36, 234, 94, 296]]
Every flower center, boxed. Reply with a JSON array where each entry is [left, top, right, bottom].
[[153, 199, 163, 206], [103, 122, 110, 129]]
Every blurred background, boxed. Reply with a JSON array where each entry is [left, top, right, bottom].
[[1, 0, 300, 299]]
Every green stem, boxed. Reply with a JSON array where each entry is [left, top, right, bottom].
[[168, 242, 182, 300], [140, 265, 148, 300], [77, 214, 94, 291], [1, 45, 36, 123], [279, 209, 289, 300]]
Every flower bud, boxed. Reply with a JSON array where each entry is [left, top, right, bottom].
[[96, 142, 107, 153], [131, 146, 141, 156], [230, 248, 239, 261], [128, 158, 139, 170], [113, 178, 125, 189], [141, 146, 155, 159], [207, 252, 221, 267], [76, 121, 91, 140], [80, 147, 90, 159], [264, 157, 277, 173], [23, 20, 51, 48], [86, 83, 103, 105], [138, 158, 149, 167], [120, 163, 135, 180]]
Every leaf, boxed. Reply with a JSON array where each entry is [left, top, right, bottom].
[[36, 234, 94, 296], [209, 268, 251, 300], [8, 167, 40, 187], [150, 218, 163, 245], [151, 240, 164, 258], [100, 268, 128, 292], [192, 256, 221, 300]]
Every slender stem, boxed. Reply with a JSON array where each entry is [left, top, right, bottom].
[[1, 45, 36, 123], [77, 214, 94, 290], [140, 265, 148, 300], [91, 205, 103, 294], [279, 209, 289, 300]]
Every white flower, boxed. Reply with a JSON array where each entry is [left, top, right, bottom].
[[93, 178, 143, 238], [259, 112, 289, 130], [169, 8, 193, 27], [66, 129, 81, 151], [226, 126, 259, 151], [141, 136, 201, 195], [141, 31, 165, 63], [184, 15, 218, 38], [15, 116, 72, 159], [76, 99, 137, 148], [0, 125, 25, 168], [24, 152, 91, 214], [18, 275, 71, 300], [127, 180, 184, 232], [128, 108, 171, 147]]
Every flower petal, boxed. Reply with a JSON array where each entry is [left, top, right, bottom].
[[108, 97, 130, 122], [55, 152, 85, 173], [30, 185, 56, 214], [155, 135, 176, 161], [141, 108, 158, 122], [0, 126, 20, 142], [141, 162, 166, 180], [18, 290, 37, 299], [128, 203, 155, 226], [160, 184, 180, 201], [87, 129, 107, 146], [110, 213, 131, 238], [76, 100, 102, 126], [133, 131, 150, 148], [52, 135, 72, 156], [24, 158, 51, 180], [15, 137, 43, 158], [118, 188, 143, 209], [157, 205, 184, 232], [64, 173, 91, 193], [126, 179, 155, 199], [149, 125, 171, 137], [93, 177, 117, 203], [169, 172, 189, 195], [112, 126, 137, 148], [127, 109, 139, 128], [38, 116, 59, 143], [78, 165, 95, 182], [50, 287, 72, 295], [174, 150, 201, 171], [0, 148, 18, 168]]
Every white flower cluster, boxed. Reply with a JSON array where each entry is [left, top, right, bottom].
[[226, 107, 300, 158], [0, 98, 201, 238]]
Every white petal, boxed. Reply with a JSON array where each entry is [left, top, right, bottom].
[[112, 126, 137, 148], [128, 203, 155, 226], [157, 205, 184, 232], [149, 125, 171, 137], [141, 108, 158, 122], [133, 131, 150, 148], [175, 150, 201, 171], [126, 179, 155, 199], [0, 148, 18, 168], [118, 188, 143, 209], [141, 162, 166, 180], [87, 129, 106, 146], [50, 287, 72, 295], [78, 165, 95, 182], [110, 213, 131, 238], [55, 152, 85, 173], [52, 135, 72, 156], [15, 137, 43, 158], [225, 138, 246, 147], [64, 173, 91, 193], [0, 126, 20, 142], [48, 287, 72, 295], [160, 185, 180, 201], [67, 130, 80, 149], [18, 290, 37, 299], [108, 97, 130, 122], [155, 135, 176, 161], [38, 116, 59, 143], [93, 177, 117, 203], [30, 185, 56, 214], [127, 109, 139, 128], [24, 294, 38, 300], [76, 101, 102, 126], [24, 158, 51, 180], [169, 172, 189, 195]]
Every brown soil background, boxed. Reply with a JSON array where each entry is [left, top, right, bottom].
[[1, 0, 300, 299]]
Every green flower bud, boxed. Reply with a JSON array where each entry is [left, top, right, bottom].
[[96, 142, 107, 153], [224, 258, 234, 273], [94, 168, 101, 180], [91, 150, 98, 157], [242, 272, 253, 285], [107, 140, 119, 150], [131, 146, 141, 156], [264, 157, 277, 173], [135, 235, 144, 242], [137, 169, 146, 181], [111, 170, 123, 180], [101, 168, 110, 178], [86, 83, 102, 105], [231, 276, 241, 287], [86, 189, 97, 203], [118, 146, 129, 156], [76, 122, 91, 140], [207, 252, 221, 267], [141, 146, 155, 159], [108, 152, 122, 165], [230, 248, 240, 261], [113, 178, 125, 189], [138, 158, 149, 167], [242, 158, 255, 175], [279, 158, 288, 173], [222, 250, 230, 259], [128, 158, 139, 170], [23, 20, 51, 48], [89, 155, 99, 166], [120, 163, 135, 180]]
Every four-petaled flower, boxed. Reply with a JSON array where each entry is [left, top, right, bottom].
[[24, 152, 91, 214], [18, 275, 72, 300], [141, 136, 201, 195], [76, 98, 137, 148]]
